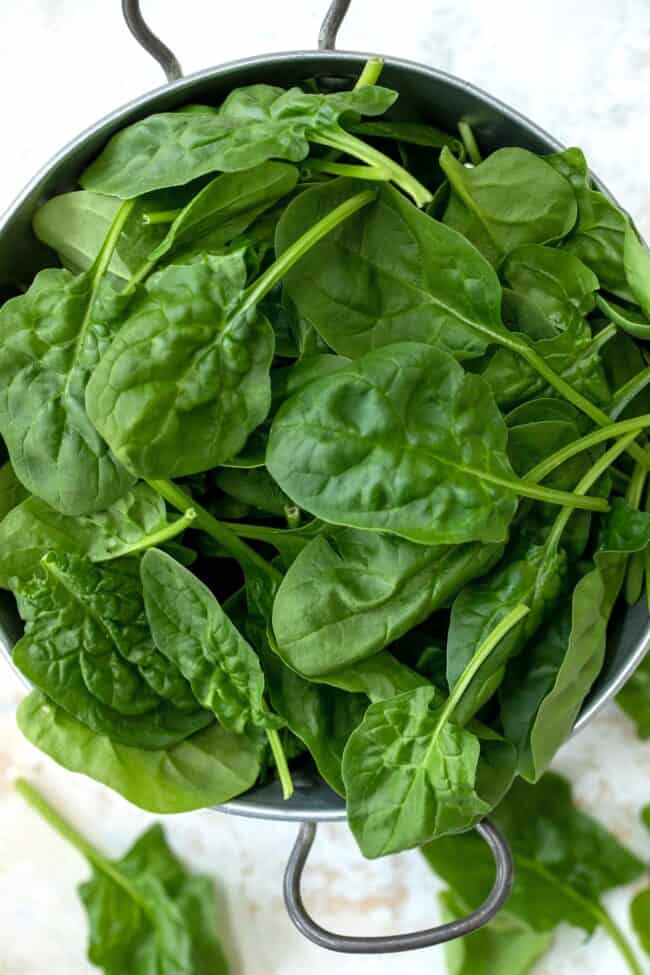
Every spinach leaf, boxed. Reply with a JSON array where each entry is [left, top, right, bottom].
[[0, 482, 190, 588], [12, 554, 210, 747], [271, 525, 501, 676], [500, 499, 650, 780], [255, 631, 367, 796], [86, 249, 274, 479], [597, 294, 650, 341], [214, 467, 292, 517], [86, 190, 374, 479], [439, 890, 552, 975], [561, 187, 634, 302], [141, 548, 276, 738], [317, 651, 427, 701], [0, 459, 28, 521], [141, 549, 292, 797], [630, 806, 650, 956], [446, 544, 567, 725], [277, 178, 503, 360], [138, 162, 299, 274], [0, 205, 137, 514], [81, 85, 431, 206], [544, 147, 590, 189], [342, 683, 517, 857], [32, 191, 166, 283], [502, 244, 599, 333], [440, 147, 578, 265], [267, 341, 606, 546], [422, 773, 644, 940], [17, 690, 260, 812], [624, 222, 650, 317], [482, 319, 612, 410], [346, 119, 463, 154], [16, 780, 229, 975], [617, 651, 650, 738]]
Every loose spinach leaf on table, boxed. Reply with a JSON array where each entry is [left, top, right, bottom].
[[422, 774, 644, 949], [440, 147, 578, 265], [80, 84, 431, 206], [12, 554, 210, 746], [17, 690, 260, 812], [271, 525, 501, 676], [630, 806, 650, 957], [0, 222, 136, 515], [16, 779, 230, 975], [267, 341, 605, 546], [0, 482, 189, 588], [439, 889, 552, 975]]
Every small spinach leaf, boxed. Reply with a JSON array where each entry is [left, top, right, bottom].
[[502, 244, 599, 333]]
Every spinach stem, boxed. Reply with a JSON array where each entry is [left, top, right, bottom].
[[610, 366, 650, 420], [355, 57, 384, 88], [302, 158, 391, 181], [596, 293, 650, 335], [148, 479, 282, 585], [285, 505, 301, 529], [142, 208, 179, 225], [519, 343, 650, 471], [239, 189, 376, 313], [626, 464, 647, 508], [546, 432, 639, 552], [321, 56, 384, 162], [435, 604, 530, 731], [485, 473, 607, 512], [63, 199, 134, 398], [266, 727, 294, 800], [458, 121, 482, 165], [94, 507, 196, 562], [524, 415, 650, 485], [311, 127, 433, 207], [15, 778, 150, 911]]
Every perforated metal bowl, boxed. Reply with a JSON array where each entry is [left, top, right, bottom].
[[1, 0, 648, 954]]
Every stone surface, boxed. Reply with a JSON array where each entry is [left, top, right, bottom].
[[0, 2, 649, 973]]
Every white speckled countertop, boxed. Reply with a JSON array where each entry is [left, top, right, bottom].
[[0, 2, 649, 973]]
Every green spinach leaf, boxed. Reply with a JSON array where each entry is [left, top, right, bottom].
[[502, 244, 599, 333], [441, 147, 578, 265]]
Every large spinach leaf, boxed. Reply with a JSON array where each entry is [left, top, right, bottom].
[[0, 459, 28, 521], [276, 178, 503, 359], [561, 186, 634, 301], [422, 774, 644, 944], [267, 341, 606, 546], [342, 684, 516, 858], [17, 690, 260, 812], [16, 780, 230, 975], [80, 85, 431, 206], [86, 190, 373, 479], [12, 554, 209, 747], [271, 526, 500, 676]]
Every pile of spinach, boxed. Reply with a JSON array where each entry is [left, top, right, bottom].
[[3, 57, 650, 859]]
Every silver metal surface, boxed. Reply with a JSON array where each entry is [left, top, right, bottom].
[[283, 819, 513, 952]]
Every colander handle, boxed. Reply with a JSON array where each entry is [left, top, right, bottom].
[[121, 0, 354, 82], [283, 819, 514, 954]]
